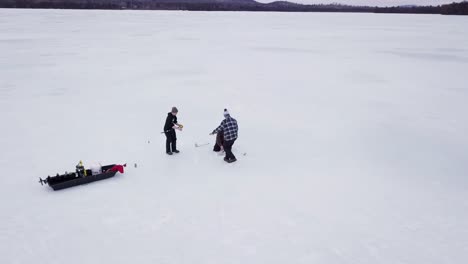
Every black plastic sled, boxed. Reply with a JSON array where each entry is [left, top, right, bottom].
[[39, 164, 123, 191]]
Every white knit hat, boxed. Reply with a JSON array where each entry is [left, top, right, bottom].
[[223, 108, 230, 117]]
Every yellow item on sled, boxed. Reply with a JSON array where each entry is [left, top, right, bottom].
[[78, 160, 87, 176]]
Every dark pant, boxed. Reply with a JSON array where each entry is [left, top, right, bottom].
[[223, 139, 236, 160], [165, 130, 177, 153], [213, 132, 224, 152]]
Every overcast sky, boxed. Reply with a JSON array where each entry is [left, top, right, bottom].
[[256, 0, 464, 6]]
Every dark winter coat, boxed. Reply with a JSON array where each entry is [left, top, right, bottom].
[[164, 113, 178, 132]]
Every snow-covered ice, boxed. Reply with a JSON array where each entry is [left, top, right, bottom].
[[1, 9, 468, 264]]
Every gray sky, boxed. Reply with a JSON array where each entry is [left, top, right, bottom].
[[256, 0, 464, 6]]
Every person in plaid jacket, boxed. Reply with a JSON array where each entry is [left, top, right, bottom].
[[210, 109, 239, 163]]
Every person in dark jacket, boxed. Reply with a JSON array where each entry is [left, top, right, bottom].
[[210, 109, 238, 163], [164, 107, 182, 155], [213, 130, 224, 152]]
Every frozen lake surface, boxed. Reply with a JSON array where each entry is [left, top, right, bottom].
[[1, 9, 468, 264]]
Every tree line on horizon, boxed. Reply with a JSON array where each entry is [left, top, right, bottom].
[[1, 0, 467, 15]]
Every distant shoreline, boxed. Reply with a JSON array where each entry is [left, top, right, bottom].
[[1, 1, 467, 15]]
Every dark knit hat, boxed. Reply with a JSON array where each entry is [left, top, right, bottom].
[[172, 107, 178, 113]]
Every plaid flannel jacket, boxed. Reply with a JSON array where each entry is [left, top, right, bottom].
[[213, 115, 238, 141]]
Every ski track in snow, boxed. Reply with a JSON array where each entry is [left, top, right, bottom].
[[1, 9, 468, 264]]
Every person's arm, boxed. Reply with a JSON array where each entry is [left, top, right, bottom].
[[171, 116, 184, 131], [210, 120, 225, 135]]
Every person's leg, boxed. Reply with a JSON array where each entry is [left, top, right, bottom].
[[229, 139, 236, 160], [223, 140, 234, 160], [165, 133, 171, 153], [171, 131, 178, 152]]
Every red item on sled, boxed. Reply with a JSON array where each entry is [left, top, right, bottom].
[[107, 164, 126, 174]]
